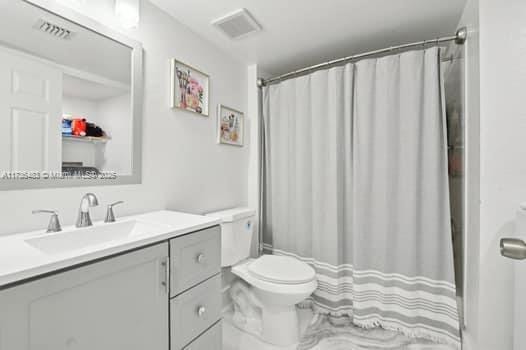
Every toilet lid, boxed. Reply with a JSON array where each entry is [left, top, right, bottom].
[[248, 255, 316, 285]]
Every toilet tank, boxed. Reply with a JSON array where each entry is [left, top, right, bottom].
[[206, 207, 255, 267]]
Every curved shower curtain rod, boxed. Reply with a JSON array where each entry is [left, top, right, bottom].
[[257, 27, 468, 88]]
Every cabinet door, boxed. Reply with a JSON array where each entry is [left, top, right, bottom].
[[0, 243, 169, 350], [0, 46, 62, 172]]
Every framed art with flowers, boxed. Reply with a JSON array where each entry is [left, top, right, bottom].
[[170, 59, 209, 116], [217, 104, 244, 146]]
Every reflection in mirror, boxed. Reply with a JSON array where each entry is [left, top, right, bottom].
[[0, 0, 138, 185]]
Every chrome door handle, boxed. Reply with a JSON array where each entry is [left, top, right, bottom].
[[501, 238, 526, 260]]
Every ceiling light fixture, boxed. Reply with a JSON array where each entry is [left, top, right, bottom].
[[115, 0, 140, 29]]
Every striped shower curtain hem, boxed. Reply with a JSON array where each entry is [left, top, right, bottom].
[[265, 244, 461, 348]]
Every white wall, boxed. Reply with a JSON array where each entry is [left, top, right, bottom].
[[62, 96, 101, 168], [0, 0, 248, 236], [97, 93, 132, 175], [62, 96, 98, 120], [63, 93, 133, 174], [476, 0, 526, 348], [461, 0, 526, 348], [221, 64, 268, 310]]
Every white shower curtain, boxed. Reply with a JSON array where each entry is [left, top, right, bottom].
[[262, 47, 460, 347]]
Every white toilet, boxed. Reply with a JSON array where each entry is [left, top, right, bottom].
[[206, 207, 317, 346]]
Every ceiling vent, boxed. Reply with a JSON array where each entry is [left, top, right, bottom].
[[34, 19, 75, 40], [211, 9, 262, 40]]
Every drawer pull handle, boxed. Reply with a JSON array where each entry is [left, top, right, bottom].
[[160, 258, 169, 293], [196, 306, 206, 318], [196, 253, 206, 264]]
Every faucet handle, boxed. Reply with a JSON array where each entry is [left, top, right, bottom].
[[32, 210, 62, 233], [105, 201, 124, 223]]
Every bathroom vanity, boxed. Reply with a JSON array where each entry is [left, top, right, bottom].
[[0, 211, 222, 350]]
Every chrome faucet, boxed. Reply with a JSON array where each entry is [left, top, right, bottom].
[[76, 193, 99, 227], [105, 201, 124, 223], [33, 210, 62, 233]]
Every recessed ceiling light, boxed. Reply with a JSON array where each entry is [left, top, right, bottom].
[[115, 0, 140, 29]]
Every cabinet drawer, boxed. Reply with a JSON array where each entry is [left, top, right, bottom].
[[170, 274, 222, 349], [182, 321, 222, 350], [170, 225, 221, 296]]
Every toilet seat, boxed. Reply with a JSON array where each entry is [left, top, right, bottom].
[[232, 256, 317, 297], [248, 255, 315, 285]]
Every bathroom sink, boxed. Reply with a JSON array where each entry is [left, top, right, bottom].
[[25, 220, 169, 255]]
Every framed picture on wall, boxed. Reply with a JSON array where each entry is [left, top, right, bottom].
[[217, 104, 244, 146], [170, 59, 209, 116]]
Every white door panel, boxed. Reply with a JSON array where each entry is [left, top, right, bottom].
[[501, 207, 526, 349], [0, 47, 62, 172], [12, 69, 51, 102], [514, 208, 526, 350], [515, 261, 525, 349], [11, 108, 48, 171]]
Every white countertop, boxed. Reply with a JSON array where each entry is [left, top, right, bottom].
[[0, 210, 221, 288]]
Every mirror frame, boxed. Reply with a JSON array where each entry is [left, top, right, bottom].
[[0, 0, 143, 190]]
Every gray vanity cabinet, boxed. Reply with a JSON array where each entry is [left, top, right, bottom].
[[182, 321, 222, 350], [0, 243, 170, 350], [0, 224, 223, 350], [169, 226, 222, 349]]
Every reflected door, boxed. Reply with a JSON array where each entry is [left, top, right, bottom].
[[0, 47, 62, 173]]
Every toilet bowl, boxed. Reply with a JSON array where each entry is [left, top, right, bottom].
[[232, 255, 317, 346], [205, 207, 317, 346]]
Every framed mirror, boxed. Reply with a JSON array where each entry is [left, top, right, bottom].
[[0, 0, 143, 190]]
